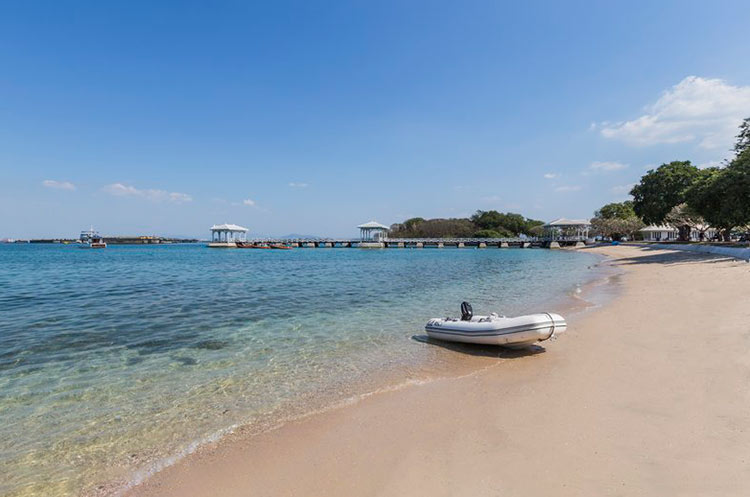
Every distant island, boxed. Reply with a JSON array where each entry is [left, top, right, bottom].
[[388, 211, 545, 239]]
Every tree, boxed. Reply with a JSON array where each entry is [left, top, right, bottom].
[[664, 203, 707, 241], [686, 152, 750, 241], [734, 117, 750, 156], [389, 218, 475, 238], [630, 161, 700, 224], [474, 228, 512, 238], [590, 216, 644, 241], [590, 201, 643, 241], [470, 210, 544, 236], [594, 201, 636, 220]]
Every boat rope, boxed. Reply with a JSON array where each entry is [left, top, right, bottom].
[[543, 312, 556, 341]]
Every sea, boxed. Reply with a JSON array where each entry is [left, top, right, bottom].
[[0, 243, 606, 496]]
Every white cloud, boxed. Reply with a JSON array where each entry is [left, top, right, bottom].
[[42, 179, 76, 191], [697, 160, 722, 169], [242, 198, 256, 206], [555, 185, 582, 192], [589, 161, 628, 172], [102, 183, 192, 203], [599, 76, 750, 149], [543, 173, 559, 179], [610, 183, 636, 195], [481, 195, 502, 203], [288, 182, 308, 188]]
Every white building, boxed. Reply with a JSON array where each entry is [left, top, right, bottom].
[[640, 225, 678, 242], [640, 224, 717, 242], [543, 218, 591, 241], [208, 223, 248, 247], [357, 221, 390, 241]]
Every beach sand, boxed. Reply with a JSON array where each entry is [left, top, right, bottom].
[[125, 245, 750, 497]]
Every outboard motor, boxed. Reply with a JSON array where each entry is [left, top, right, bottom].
[[460, 301, 473, 321]]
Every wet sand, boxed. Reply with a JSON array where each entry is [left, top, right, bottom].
[[126, 245, 750, 497]]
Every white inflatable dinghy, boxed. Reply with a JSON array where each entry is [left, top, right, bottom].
[[425, 302, 566, 348]]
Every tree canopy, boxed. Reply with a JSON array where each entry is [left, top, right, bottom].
[[734, 117, 750, 156], [630, 161, 700, 225], [389, 210, 544, 238], [591, 201, 643, 240], [594, 201, 636, 220], [470, 210, 544, 236]]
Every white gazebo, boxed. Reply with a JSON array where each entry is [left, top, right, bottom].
[[357, 221, 390, 241], [543, 218, 591, 241], [209, 223, 248, 247]]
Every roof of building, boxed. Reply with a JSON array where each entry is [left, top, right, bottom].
[[357, 221, 390, 229], [640, 225, 678, 232], [210, 223, 248, 232], [544, 218, 591, 227]]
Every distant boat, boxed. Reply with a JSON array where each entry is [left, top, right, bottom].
[[236, 242, 271, 249], [79, 228, 107, 249]]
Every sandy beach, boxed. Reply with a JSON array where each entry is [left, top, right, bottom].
[[126, 245, 750, 497]]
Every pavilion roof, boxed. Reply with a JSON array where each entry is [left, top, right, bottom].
[[544, 218, 591, 227], [357, 221, 389, 229], [210, 223, 248, 232]]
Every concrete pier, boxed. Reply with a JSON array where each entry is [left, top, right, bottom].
[[359, 241, 385, 248], [232, 237, 589, 250]]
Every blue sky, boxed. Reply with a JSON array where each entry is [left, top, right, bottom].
[[2, 0, 749, 238]]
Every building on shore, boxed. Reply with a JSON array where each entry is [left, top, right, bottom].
[[640, 224, 717, 242], [209, 224, 248, 248]]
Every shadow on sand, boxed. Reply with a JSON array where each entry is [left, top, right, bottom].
[[411, 334, 546, 359], [610, 245, 740, 266]]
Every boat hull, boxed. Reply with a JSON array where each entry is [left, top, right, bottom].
[[425, 313, 566, 348]]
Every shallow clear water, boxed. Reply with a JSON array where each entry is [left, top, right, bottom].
[[0, 244, 603, 496]]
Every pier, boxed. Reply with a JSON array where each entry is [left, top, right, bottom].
[[241, 237, 589, 248], [209, 219, 592, 249]]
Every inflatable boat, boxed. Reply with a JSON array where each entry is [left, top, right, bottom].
[[425, 302, 566, 348]]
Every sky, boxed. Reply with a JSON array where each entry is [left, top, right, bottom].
[[2, 0, 749, 239]]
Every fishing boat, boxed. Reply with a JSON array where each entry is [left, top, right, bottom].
[[270, 244, 292, 250], [79, 228, 107, 249], [425, 302, 566, 348], [236, 242, 271, 249]]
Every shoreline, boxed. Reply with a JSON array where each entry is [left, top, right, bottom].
[[85, 250, 613, 497], [124, 245, 750, 497]]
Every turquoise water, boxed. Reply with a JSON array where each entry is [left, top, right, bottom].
[[0, 244, 603, 496]]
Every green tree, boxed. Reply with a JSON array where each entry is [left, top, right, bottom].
[[686, 152, 750, 240], [474, 228, 512, 238], [591, 201, 643, 241], [664, 203, 707, 241], [734, 117, 750, 156], [471, 210, 544, 236], [594, 201, 636, 220], [630, 161, 700, 224], [591, 217, 644, 241]]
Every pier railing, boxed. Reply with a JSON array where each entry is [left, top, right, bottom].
[[242, 237, 590, 248]]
